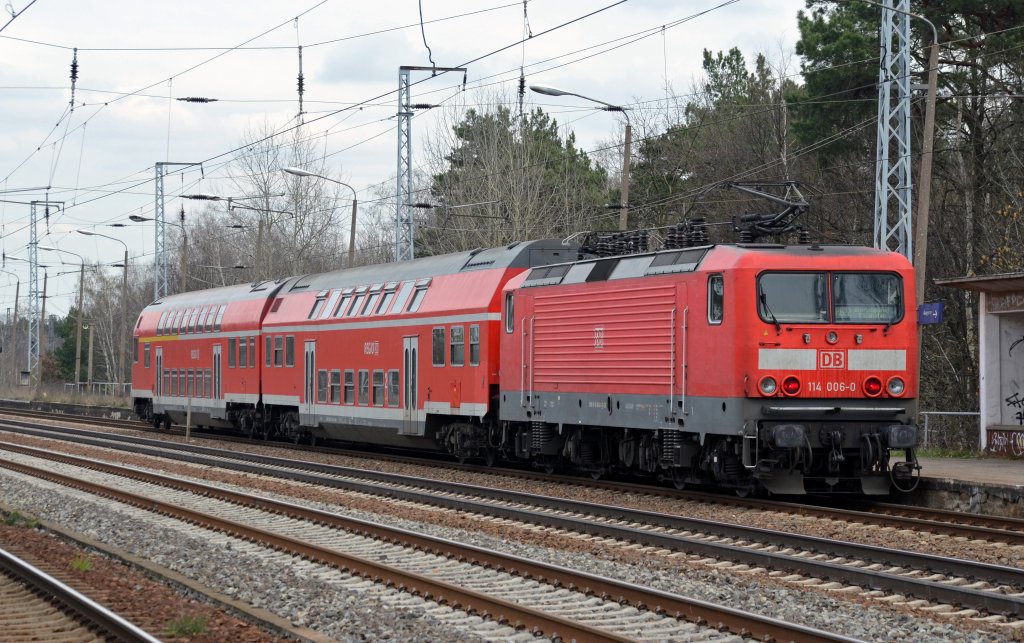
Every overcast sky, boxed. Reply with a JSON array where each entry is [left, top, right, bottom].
[[0, 0, 807, 316]]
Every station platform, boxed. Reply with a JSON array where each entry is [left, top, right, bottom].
[[908, 456, 1022, 518], [918, 456, 1023, 488]]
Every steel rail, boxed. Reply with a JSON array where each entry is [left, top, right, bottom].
[[1, 432, 1023, 618], [4, 405, 1023, 543], [0, 546, 160, 643], [0, 452, 852, 643]]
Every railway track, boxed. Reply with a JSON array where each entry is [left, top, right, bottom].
[[0, 545, 158, 643], [1, 422, 1023, 625], [3, 405, 1023, 546], [0, 443, 851, 643]]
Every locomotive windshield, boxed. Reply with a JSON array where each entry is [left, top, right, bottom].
[[757, 271, 902, 324]]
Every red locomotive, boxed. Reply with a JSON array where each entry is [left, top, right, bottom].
[[131, 236, 920, 495]]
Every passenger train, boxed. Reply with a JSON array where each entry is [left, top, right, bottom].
[[131, 235, 920, 495]]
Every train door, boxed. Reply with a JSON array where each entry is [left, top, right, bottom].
[[304, 340, 316, 424], [212, 344, 222, 398], [400, 336, 418, 435], [155, 347, 163, 396]]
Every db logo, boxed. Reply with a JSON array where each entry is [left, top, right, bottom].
[[593, 326, 605, 351], [818, 350, 845, 369]]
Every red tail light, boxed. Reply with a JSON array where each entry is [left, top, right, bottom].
[[864, 376, 883, 397], [782, 376, 801, 396]]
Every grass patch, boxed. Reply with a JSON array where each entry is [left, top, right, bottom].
[[164, 614, 208, 637], [3, 511, 40, 528], [69, 552, 93, 573], [915, 448, 980, 459]]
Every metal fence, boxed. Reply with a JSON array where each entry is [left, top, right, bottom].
[[919, 411, 981, 452], [62, 382, 131, 397]]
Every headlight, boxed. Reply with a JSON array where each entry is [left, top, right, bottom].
[[758, 376, 778, 396], [887, 376, 906, 397]]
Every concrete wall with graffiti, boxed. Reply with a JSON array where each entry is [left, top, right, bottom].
[[981, 291, 1024, 457]]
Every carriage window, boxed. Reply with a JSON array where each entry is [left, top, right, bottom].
[[504, 293, 514, 333], [214, 304, 227, 331], [387, 370, 400, 407], [373, 370, 385, 406], [157, 311, 167, 336], [391, 282, 414, 313], [469, 325, 480, 366], [362, 291, 380, 316], [330, 370, 341, 404], [344, 370, 355, 404], [333, 294, 352, 317], [197, 306, 209, 332], [432, 327, 445, 366], [228, 337, 237, 368], [309, 294, 329, 319], [317, 369, 329, 403], [239, 337, 247, 368], [163, 369, 170, 394], [347, 293, 365, 317], [285, 336, 295, 367], [265, 336, 272, 366], [133, 338, 139, 363], [204, 368, 212, 397], [407, 286, 427, 312], [143, 343, 150, 368], [248, 337, 256, 368], [708, 275, 724, 324], [204, 307, 215, 332], [171, 369, 178, 396], [376, 288, 396, 314], [320, 291, 341, 319], [273, 336, 283, 366], [450, 326, 464, 367], [358, 370, 369, 405]]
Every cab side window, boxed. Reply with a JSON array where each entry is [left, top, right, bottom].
[[708, 274, 724, 324]]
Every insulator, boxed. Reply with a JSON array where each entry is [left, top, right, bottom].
[[69, 48, 79, 84], [799, 228, 811, 245], [738, 229, 753, 243], [176, 97, 218, 103]]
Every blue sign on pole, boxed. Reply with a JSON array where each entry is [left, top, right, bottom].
[[918, 302, 944, 324]]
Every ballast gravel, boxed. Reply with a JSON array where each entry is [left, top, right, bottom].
[[0, 466, 1010, 642], [1, 426, 1021, 642]]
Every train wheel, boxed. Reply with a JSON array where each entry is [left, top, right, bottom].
[[162, 416, 171, 433], [734, 486, 752, 498]]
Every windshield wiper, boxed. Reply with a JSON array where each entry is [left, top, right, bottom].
[[759, 292, 782, 334]]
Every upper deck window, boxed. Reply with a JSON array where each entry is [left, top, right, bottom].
[[757, 271, 902, 325], [308, 290, 330, 319], [214, 304, 227, 331]]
